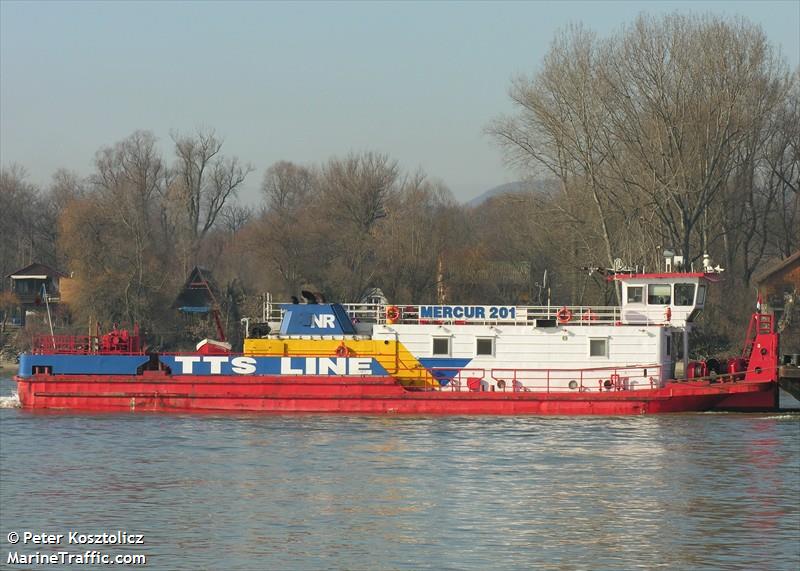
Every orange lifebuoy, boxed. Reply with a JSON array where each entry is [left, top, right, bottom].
[[335, 342, 351, 357], [581, 309, 598, 322], [386, 305, 400, 324], [556, 307, 572, 324]]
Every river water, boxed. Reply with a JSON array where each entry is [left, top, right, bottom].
[[1, 375, 798, 570]]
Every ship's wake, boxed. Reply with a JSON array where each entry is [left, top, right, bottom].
[[0, 392, 21, 408]]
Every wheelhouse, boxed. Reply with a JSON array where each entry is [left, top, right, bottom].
[[614, 273, 713, 327]]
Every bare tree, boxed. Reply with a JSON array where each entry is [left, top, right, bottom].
[[488, 25, 626, 301], [320, 152, 399, 300], [0, 165, 56, 280], [220, 204, 253, 235], [171, 128, 253, 265], [762, 74, 800, 258], [603, 15, 790, 267], [262, 160, 314, 213], [377, 173, 455, 302], [91, 130, 169, 323], [322, 152, 397, 233], [490, 13, 793, 281], [256, 161, 320, 295], [49, 169, 86, 209]]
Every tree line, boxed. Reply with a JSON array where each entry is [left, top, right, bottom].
[[1, 13, 797, 353]]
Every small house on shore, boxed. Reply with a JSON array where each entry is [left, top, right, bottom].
[[173, 266, 227, 341], [4, 262, 71, 327], [753, 250, 800, 352]]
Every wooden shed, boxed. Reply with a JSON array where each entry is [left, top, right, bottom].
[[5, 262, 71, 327], [753, 250, 799, 352]]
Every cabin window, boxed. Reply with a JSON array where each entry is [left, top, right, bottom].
[[476, 338, 494, 356], [589, 338, 608, 357], [15, 280, 35, 294], [432, 337, 450, 356], [626, 286, 644, 304], [697, 285, 707, 305], [648, 284, 672, 305], [674, 283, 696, 306]]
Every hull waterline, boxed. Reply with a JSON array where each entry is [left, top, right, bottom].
[[15, 374, 776, 415]]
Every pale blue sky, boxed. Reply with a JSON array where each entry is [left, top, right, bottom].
[[2, 0, 798, 204]]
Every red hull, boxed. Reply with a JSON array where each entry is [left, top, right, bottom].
[[15, 373, 777, 415]]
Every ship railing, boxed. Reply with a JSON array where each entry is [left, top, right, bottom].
[[431, 364, 665, 393], [31, 333, 144, 355], [32, 334, 98, 354], [261, 302, 677, 327], [260, 304, 391, 324], [340, 303, 627, 326]]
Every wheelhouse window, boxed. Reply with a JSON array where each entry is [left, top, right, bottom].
[[589, 338, 608, 357], [476, 338, 494, 356], [674, 283, 696, 306], [648, 284, 672, 305], [697, 285, 707, 305], [626, 286, 644, 304], [432, 337, 450, 356]]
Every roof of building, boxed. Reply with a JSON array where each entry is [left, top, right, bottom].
[[6, 262, 69, 280], [752, 250, 800, 284], [360, 287, 387, 303], [172, 266, 221, 310]]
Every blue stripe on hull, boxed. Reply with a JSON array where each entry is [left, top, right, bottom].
[[18, 354, 151, 377], [160, 356, 389, 376], [18, 354, 390, 378]]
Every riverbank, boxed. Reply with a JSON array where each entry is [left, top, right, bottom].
[[0, 358, 17, 372]]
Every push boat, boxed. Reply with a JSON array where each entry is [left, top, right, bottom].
[[15, 269, 780, 415]]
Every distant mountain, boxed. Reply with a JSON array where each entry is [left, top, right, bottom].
[[465, 179, 556, 207]]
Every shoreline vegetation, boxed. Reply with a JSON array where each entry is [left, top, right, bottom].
[[0, 13, 797, 356]]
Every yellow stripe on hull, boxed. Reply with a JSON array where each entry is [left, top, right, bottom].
[[243, 338, 437, 388]]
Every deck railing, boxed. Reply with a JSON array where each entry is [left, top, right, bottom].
[[430, 364, 665, 393], [32, 334, 98, 354], [346, 303, 626, 326], [263, 303, 626, 326], [261, 302, 679, 327], [32, 331, 144, 355]]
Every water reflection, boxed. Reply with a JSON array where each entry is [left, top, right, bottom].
[[1, 376, 798, 570]]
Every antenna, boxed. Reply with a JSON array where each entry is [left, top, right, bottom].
[[662, 249, 675, 273], [42, 284, 55, 346], [534, 270, 548, 305]]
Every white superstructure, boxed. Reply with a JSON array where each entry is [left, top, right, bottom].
[[263, 271, 717, 392]]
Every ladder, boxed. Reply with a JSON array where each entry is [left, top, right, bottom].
[[742, 314, 774, 358]]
